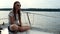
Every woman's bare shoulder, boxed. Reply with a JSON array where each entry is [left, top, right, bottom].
[[9, 10, 13, 16]]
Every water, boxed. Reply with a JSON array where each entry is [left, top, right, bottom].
[[0, 11, 60, 34]]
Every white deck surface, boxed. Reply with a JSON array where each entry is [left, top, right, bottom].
[[0, 28, 55, 34]]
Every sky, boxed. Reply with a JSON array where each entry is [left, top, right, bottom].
[[0, 0, 60, 8]]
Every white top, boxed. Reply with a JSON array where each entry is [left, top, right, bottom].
[[8, 10, 19, 25]]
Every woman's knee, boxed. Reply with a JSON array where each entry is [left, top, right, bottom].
[[10, 24, 18, 31]]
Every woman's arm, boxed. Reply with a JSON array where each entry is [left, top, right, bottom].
[[9, 12, 15, 25], [9, 16, 15, 25]]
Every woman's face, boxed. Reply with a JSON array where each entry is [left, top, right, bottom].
[[15, 3, 21, 10]]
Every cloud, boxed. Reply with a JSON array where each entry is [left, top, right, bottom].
[[0, 0, 60, 8]]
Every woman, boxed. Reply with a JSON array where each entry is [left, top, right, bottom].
[[8, 1, 30, 34]]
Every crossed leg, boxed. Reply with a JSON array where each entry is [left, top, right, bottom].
[[10, 24, 30, 34], [18, 26, 30, 32]]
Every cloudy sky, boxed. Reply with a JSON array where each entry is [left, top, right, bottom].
[[0, 0, 60, 8]]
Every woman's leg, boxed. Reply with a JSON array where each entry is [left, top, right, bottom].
[[10, 24, 30, 32], [10, 24, 18, 34], [18, 26, 30, 32], [10, 24, 18, 31]]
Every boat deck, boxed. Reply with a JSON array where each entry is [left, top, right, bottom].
[[1, 28, 55, 34]]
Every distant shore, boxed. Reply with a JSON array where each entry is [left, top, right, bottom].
[[0, 8, 60, 11]]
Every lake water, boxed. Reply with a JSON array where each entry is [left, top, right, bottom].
[[0, 11, 60, 34]]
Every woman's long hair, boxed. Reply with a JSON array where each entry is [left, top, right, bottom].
[[13, 1, 21, 22]]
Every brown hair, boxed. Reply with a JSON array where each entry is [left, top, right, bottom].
[[13, 1, 21, 20]]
